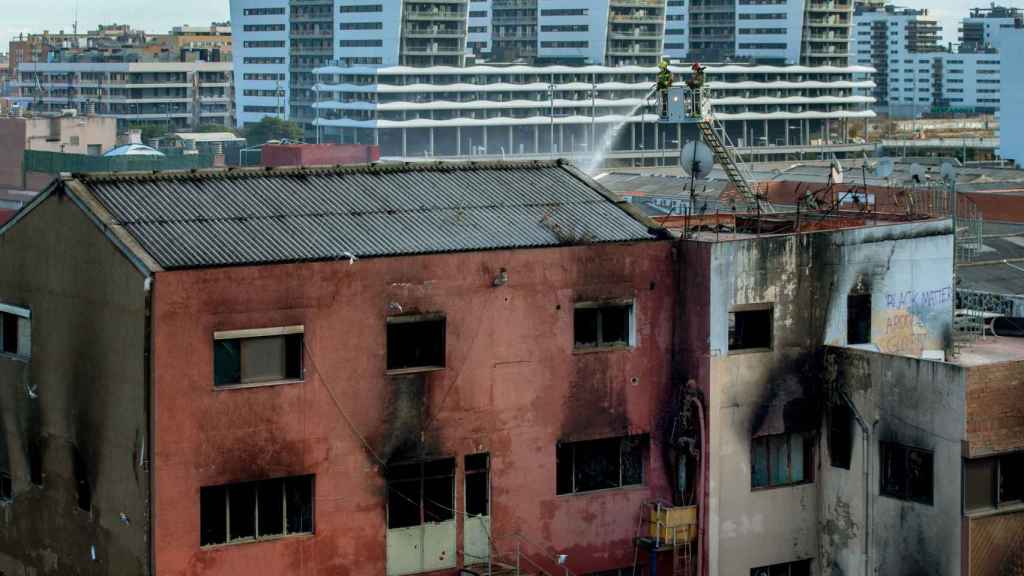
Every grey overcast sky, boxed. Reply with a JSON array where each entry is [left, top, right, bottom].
[[0, 0, 1017, 54]]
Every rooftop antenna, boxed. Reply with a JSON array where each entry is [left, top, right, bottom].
[[73, 0, 79, 36]]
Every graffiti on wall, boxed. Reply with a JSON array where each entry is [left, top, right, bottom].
[[877, 287, 952, 356]]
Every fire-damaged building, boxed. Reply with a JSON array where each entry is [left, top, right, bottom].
[[0, 159, 1018, 576], [0, 161, 681, 575]]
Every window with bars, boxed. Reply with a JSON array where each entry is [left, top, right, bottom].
[[200, 475, 314, 547]]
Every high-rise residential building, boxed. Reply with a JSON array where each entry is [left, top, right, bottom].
[[232, 0, 867, 130], [230, 0, 289, 127], [960, 4, 1023, 52], [14, 62, 234, 129], [851, 3, 1006, 117], [851, 4, 941, 114], [312, 63, 876, 159]]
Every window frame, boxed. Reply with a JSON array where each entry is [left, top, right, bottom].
[[728, 303, 774, 354], [199, 474, 315, 548], [572, 299, 636, 352], [386, 458, 457, 529], [750, 558, 812, 576], [556, 435, 647, 496], [0, 303, 31, 360], [963, 453, 1024, 514], [751, 431, 816, 490], [385, 313, 447, 375], [212, 325, 305, 390], [880, 441, 934, 505], [846, 293, 872, 345]]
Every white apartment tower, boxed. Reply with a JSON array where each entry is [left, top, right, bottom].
[[850, 4, 941, 114], [231, 0, 289, 126]]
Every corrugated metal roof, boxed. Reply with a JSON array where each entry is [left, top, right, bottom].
[[71, 160, 663, 270]]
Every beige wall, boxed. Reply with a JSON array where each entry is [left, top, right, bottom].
[[20, 116, 117, 155]]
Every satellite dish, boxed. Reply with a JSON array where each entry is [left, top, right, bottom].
[[875, 157, 894, 179], [680, 140, 715, 180], [909, 162, 925, 184], [941, 161, 958, 182]]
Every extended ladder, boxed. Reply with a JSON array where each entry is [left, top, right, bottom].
[[697, 116, 774, 214]]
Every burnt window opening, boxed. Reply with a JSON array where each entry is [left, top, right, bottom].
[[750, 558, 812, 576], [729, 306, 773, 352], [880, 442, 933, 505], [465, 453, 489, 517], [213, 327, 304, 388], [573, 302, 634, 349], [386, 315, 446, 372], [556, 435, 646, 495], [964, 453, 1024, 513], [0, 472, 11, 502], [72, 446, 91, 512], [847, 294, 872, 345], [0, 307, 31, 358], [386, 458, 455, 529], [829, 403, 854, 470], [751, 432, 815, 489], [199, 475, 313, 547], [28, 438, 42, 486]]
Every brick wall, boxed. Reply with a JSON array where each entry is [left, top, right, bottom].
[[966, 360, 1024, 457]]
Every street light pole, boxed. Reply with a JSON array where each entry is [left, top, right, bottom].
[[314, 84, 321, 145], [549, 81, 556, 155]]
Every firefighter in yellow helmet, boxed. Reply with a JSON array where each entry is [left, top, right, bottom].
[[657, 58, 673, 117]]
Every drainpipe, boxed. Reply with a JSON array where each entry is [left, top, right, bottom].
[[838, 390, 872, 576]]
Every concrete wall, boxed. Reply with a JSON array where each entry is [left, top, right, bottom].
[[20, 116, 118, 156], [0, 190, 150, 574], [150, 241, 677, 576], [692, 219, 955, 575], [823, 348, 964, 576], [0, 119, 26, 191]]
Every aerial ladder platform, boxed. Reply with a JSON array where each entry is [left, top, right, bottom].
[[656, 74, 774, 214]]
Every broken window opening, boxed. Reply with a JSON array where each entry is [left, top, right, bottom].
[[386, 458, 455, 529], [574, 301, 634, 349], [72, 445, 90, 512], [0, 472, 11, 502], [386, 315, 446, 373], [199, 475, 314, 547], [847, 294, 872, 345], [880, 442, 933, 505], [213, 327, 304, 388], [751, 432, 814, 489], [0, 306, 31, 358], [556, 435, 646, 495], [828, 403, 854, 470], [28, 438, 42, 486], [750, 558, 812, 576], [964, 453, 1024, 513], [729, 305, 773, 352], [465, 453, 489, 517]]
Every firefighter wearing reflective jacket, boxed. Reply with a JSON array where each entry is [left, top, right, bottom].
[[657, 59, 673, 118]]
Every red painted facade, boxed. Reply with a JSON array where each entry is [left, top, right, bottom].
[[151, 241, 676, 576], [261, 144, 382, 167]]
